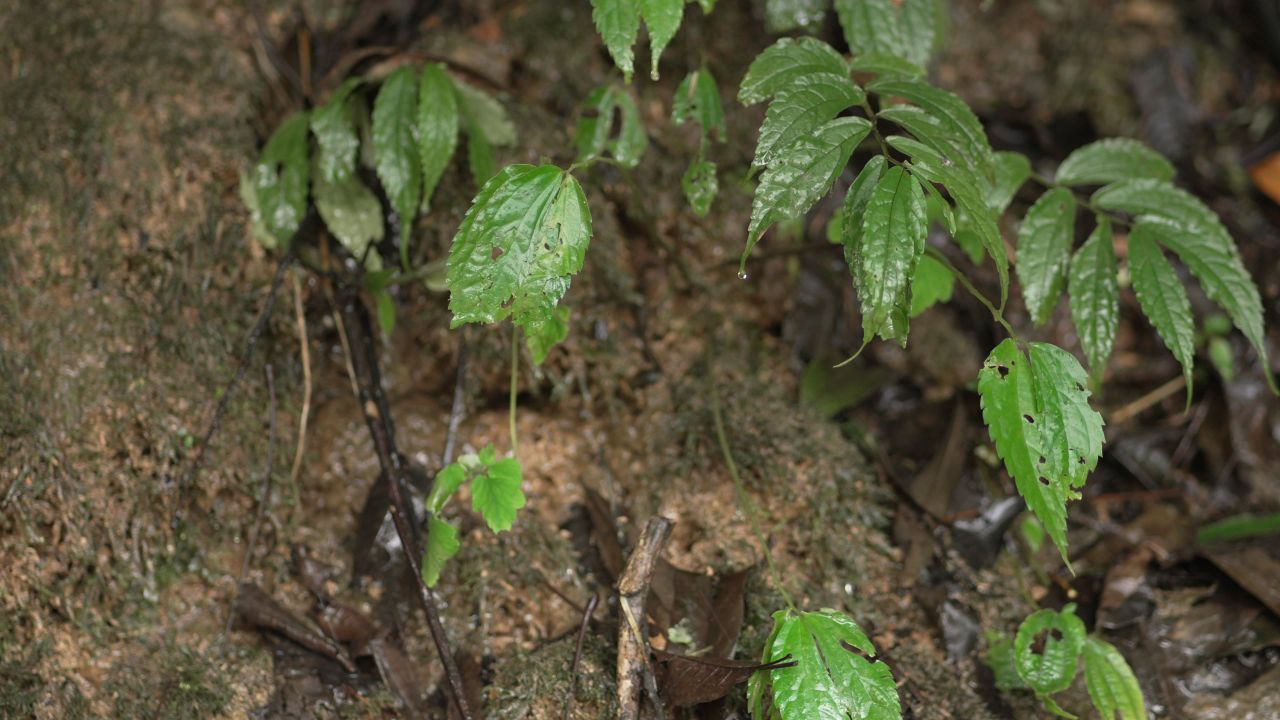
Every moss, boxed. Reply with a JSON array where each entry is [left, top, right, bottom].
[[490, 634, 616, 720], [106, 644, 231, 720]]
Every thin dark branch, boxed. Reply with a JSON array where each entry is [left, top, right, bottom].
[[562, 592, 600, 720], [442, 331, 469, 466]]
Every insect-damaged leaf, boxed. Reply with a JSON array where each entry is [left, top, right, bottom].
[[576, 85, 647, 168], [654, 649, 795, 707], [1014, 604, 1086, 695]]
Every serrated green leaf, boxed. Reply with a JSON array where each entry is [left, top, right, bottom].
[[986, 150, 1031, 214], [848, 52, 925, 78], [1094, 179, 1269, 388], [896, 0, 942, 66], [978, 340, 1103, 564], [373, 66, 421, 266], [745, 117, 872, 267], [748, 613, 787, 720], [985, 631, 1028, 692], [673, 68, 726, 141], [418, 63, 459, 211], [641, 0, 683, 79], [762, 609, 901, 720], [421, 514, 460, 587], [1068, 219, 1119, 378], [253, 111, 310, 246], [869, 76, 992, 176], [682, 154, 718, 216], [910, 253, 954, 317], [312, 160, 385, 267], [1127, 223, 1195, 396], [472, 457, 525, 532], [921, 177, 956, 233], [526, 305, 570, 364], [239, 168, 279, 250], [447, 165, 592, 332], [1083, 637, 1145, 720], [311, 78, 362, 183], [591, 0, 640, 80], [1056, 138, 1174, 186], [754, 73, 864, 169], [1017, 188, 1076, 325], [878, 105, 987, 183], [1014, 604, 1086, 695], [765, 0, 827, 33], [427, 462, 467, 514], [738, 37, 848, 106], [840, 156, 888, 258], [852, 166, 928, 344], [836, 0, 905, 60], [453, 80, 517, 147]]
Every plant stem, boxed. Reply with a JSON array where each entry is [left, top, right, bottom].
[[1028, 171, 1131, 228], [924, 246, 1019, 341], [509, 323, 520, 455], [708, 372, 798, 614]]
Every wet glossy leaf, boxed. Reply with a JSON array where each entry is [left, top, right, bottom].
[[418, 63, 459, 210], [765, 0, 827, 33], [745, 116, 872, 266], [1016, 188, 1076, 325], [986, 150, 1031, 214], [421, 515, 460, 587], [591, 0, 640, 80], [1014, 604, 1085, 695], [836, 0, 940, 67], [1056, 138, 1174, 187], [848, 52, 925, 79], [373, 66, 421, 264], [1127, 223, 1195, 395], [525, 305, 569, 365], [311, 78, 362, 182], [673, 68, 725, 141], [839, 156, 887, 260], [313, 165, 384, 268], [447, 164, 592, 332], [978, 341, 1104, 565], [852, 165, 928, 344], [472, 457, 525, 532], [1083, 636, 1145, 720], [641, 0, 682, 79], [1068, 218, 1118, 378], [738, 37, 847, 106], [910, 253, 953, 317], [253, 111, 310, 246], [870, 76, 992, 177], [753, 72, 863, 169], [756, 609, 901, 720], [877, 105, 987, 185]]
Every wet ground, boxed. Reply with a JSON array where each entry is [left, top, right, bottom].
[[3, 0, 1280, 718]]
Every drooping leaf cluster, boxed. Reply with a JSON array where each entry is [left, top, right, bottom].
[[589, 0, 715, 81], [421, 444, 526, 587], [672, 68, 726, 215]]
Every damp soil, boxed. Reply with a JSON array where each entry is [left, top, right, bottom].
[[4, 1, 1280, 719]]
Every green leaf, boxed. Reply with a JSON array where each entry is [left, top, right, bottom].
[[986, 150, 1031, 214], [374, 286, 396, 336], [852, 165, 928, 344], [591, 0, 640, 81], [848, 52, 925, 79], [895, 0, 942, 66], [921, 177, 956, 233], [839, 156, 888, 257], [576, 86, 647, 168], [312, 164, 385, 268], [1014, 604, 1086, 696], [253, 111, 310, 246], [682, 153, 718, 216], [753, 73, 864, 169], [1094, 180, 1269, 388], [738, 37, 847, 106], [421, 514, 460, 587], [418, 64, 459, 211], [760, 609, 901, 720], [427, 462, 467, 515], [869, 76, 992, 176], [1196, 512, 1280, 544], [1127, 223, 1195, 396], [472, 457, 525, 532], [1016, 188, 1076, 325], [1083, 636, 1145, 720], [239, 168, 279, 250], [641, 0, 683, 80], [745, 117, 873, 267], [373, 66, 422, 266], [526, 305, 570, 364], [447, 165, 592, 333], [673, 68, 726, 141], [1056, 138, 1174, 187], [910, 253, 954, 317], [1068, 219, 1119, 378], [764, 0, 827, 33], [877, 105, 987, 183], [311, 78, 362, 182], [836, 0, 905, 61], [978, 340, 1104, 564], [453, 80, 516, 186], [985, 630, 1028, 692]]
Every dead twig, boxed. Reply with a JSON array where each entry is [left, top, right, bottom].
[[287, 270, 311, 505], [616, 516, 673, 720], [1108, 374, 1186, 425], [226, 364, 279, 635], [442, 331, 469, 466], [562, 592, 600, 720]]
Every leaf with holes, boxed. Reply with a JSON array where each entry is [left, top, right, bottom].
[[738, 37, 848, 106], [1083, 636, 1145, 720], [421, 514, 460, 587], [1017, 188, 1076, 325], [1014, 604, 1086, 696], [673, 68, 726, 141], [754, 608, 901, 720], [373, 66, 422, 262], [745, 116, 872, 268], [576, 86, 647, 169], [1056, 138, 1174, 186], [447, 164, 592, 334], [1068, 218, 1119, 378], [418, 63, 459, 210], [311, 78, 362, 183], [852, 165, 928, 345], [1128, 223, 1195, 396], [472, 456, 525, 532], [753, 73, 863, 169], [253, 111, 310, 246]]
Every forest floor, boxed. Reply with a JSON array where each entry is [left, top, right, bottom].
[[3, 1, 1280, 718]]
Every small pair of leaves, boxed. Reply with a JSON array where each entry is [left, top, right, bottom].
[[576, 85, 647, 168], [252, 111, 310, 247], [673, 68, 725, 216], [421, 445, 526, 586], [1083, 636, 1145, 720], [590, 0, 686, 81], [446, 164, 591, 363], [835, 0, 942, 68], [977, 340, 1104, 566], [748, 609, 901, 720]]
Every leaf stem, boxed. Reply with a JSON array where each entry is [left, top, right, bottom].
[[925, 246, 1019, 341], [1027, 171, 1130, 229], [509, 323, 520, 455]]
